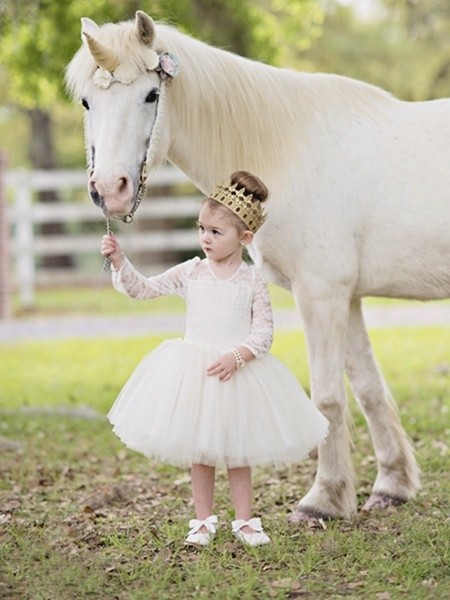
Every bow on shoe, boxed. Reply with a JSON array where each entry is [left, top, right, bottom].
[[232, 517, 271, 546], [232, 517, 263, 533], [185, 515, 218, 547], [188, 514, 218, 535]]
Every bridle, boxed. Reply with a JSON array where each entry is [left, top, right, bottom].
[[81, 28, 180, 269], [102, 81, 163, 270], [101, 50, 178, 233]]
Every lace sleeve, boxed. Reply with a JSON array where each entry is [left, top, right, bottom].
[[111, 257, 199, 300], [241, 268, 273, 358]]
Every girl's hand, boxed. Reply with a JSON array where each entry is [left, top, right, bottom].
[[100, 234, 123, 269], [206, 352, 237, 382]]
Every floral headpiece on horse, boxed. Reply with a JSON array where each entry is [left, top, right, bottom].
[[82, 28, 180, 89]]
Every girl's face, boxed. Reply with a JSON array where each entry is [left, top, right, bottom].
[[197, 204, 250, 263]]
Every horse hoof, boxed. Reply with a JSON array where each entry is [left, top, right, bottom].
[[288, 510, 311, 524], [362, 493, 406, 512], [288, 509, 328, 529]]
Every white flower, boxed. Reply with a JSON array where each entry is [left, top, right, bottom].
[[146, 49, 160, 71], [93, 68, 113, 89]]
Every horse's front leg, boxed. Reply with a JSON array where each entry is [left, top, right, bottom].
[[289, 284, 357, 521], [345, 299, 420, 510]]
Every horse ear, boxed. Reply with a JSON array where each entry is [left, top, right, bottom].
[[135, 11, 155, 46], [81, 17, 99, 41]]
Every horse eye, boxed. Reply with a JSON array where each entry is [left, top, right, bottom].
[[81, 98, 90, 110], [145, 88, 160, 103]]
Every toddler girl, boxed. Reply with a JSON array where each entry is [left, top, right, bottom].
[[100, 171, 328, 547]]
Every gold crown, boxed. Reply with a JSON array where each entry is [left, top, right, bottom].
[[208, 180, 267, 233]]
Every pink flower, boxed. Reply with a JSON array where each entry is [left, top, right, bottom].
[[157, 53, 180, 79]]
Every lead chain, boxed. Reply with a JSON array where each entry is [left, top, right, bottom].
[[103, 218, 112, 272]]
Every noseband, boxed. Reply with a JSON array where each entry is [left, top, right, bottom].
[[115, 144, 149, 225]]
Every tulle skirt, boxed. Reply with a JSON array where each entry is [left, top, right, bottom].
[[108, 339, 329, 468]]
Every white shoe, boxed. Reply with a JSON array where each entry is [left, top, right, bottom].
[[232, 517, 271, 546], [184, 515, 218, 547]]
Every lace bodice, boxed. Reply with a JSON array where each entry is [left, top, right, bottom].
[[112, 257, 273, 357]]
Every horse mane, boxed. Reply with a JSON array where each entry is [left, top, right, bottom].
[[154, 23, 395, 187], [66, 17, 395, 189]]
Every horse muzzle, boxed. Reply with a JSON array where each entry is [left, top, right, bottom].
[[88, 172, 136, 218]]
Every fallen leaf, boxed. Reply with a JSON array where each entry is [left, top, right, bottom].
[[0, 513, 12, 524], [271, 578, 292, 588], [1, 499, 21, 512]]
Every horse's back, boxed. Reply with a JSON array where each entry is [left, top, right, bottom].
[[268, 89, 450, 301], [352, 97, 450, 299]]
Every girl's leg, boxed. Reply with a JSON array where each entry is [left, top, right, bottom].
[[227, 467, 255, 533], [185, 464, 217, 545], [191, 463, 216, 526]]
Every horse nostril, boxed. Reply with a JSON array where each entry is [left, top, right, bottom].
[[89, 180, 102, 207], [113, 175, 133, 201], [87, 173, 133, 211], [91, 189, 102, 207]]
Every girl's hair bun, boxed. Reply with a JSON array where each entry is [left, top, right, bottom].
[[230, 171, 269, 203]]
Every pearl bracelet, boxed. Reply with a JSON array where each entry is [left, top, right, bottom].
[[232, 348, 246, 371]]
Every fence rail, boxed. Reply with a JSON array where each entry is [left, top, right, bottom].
[[6, 166, 200, 308]]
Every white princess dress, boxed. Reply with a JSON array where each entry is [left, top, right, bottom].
[[108, 257, 328, 469]]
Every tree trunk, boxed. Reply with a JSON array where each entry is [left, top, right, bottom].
[[27, 107, 73, 268]]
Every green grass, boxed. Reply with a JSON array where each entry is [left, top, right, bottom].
[[13, 283, 450, 318], [2, 328, 447, 415], [12, 283, 296, 317], [1, 326, 449, 598], [13, 285, 186, 317]]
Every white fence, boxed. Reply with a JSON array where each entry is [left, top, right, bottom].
[[6, 166, 201, 308]]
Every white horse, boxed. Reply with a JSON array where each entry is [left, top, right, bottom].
[[66, 11, 450, 520]]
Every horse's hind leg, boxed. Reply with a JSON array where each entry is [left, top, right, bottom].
[[345, 299, 420, 510]]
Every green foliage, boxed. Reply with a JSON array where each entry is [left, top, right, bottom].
[[0, 0, 144, 108], [0, 0, 323, 109], [299, 1, 450, 100], [380, 0, 450, 99], [246, 0, 324, 65]]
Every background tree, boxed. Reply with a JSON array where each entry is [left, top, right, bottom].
[[298, 0, 450, 101], [380, 0, 450, 99]]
